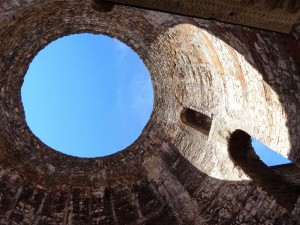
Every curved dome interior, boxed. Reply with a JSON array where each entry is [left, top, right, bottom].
[[0, 1, 300, 224]]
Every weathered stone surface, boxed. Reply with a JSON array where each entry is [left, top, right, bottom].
[[0, 0, 300, 224], [97, 0, 300, 33]]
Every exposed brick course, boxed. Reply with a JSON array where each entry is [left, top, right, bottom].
[[0, 0, 300, 224]]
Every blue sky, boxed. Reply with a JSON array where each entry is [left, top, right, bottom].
[[22, 33, 153, 157], [251, 138, 290, 166], [21, 33, 291, 165]]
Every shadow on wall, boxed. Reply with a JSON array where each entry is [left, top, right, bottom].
[[1, 2, 300, 223], [156, 137, 299, 224], [150, 14, 300, 167], [177, 91, 300, 215], [178, 107, 299, 217], [228, 130, 300, 213], [0, 131, 299, 224], [194, 20, 300, 165]]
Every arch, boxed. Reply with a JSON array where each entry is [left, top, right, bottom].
[[228, 129, 300, 212], [180, 108, 212, 136], [0, 0, 300, 223]]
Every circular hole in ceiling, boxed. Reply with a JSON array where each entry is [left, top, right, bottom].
[[21, 33, 154, 158]]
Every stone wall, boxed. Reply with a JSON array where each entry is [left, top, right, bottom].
[[0, 0, 300, 224], [99, 0, 300, 33]]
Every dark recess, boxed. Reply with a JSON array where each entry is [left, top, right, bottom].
[[181, 108, 212, 136]]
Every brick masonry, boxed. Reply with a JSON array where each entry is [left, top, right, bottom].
[[99, 0, 300, 33], [0, 0, 300, 224]]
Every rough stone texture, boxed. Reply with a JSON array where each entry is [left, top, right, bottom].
[[0, 0, 300, 224], [229, 130, 300, 214], [100, 0, 300, 33], [270, 164, 300, 185]]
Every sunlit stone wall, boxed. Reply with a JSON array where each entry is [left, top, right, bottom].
[[0, 0, 299, 224]]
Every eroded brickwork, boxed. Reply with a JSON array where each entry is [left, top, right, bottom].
[[0, 0, 300, 224], [101, 0, 300, 33]]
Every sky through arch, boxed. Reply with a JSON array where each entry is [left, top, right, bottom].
[[21, 33, 154, 158], [21, 33, 291, 166], [252, 137, 291, 166]]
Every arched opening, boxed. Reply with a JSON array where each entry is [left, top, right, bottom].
[[180, 108, 212, 136], [21, 33, 154, 158], [251, 137, 291, 166], [228, 130, 300, 212]]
